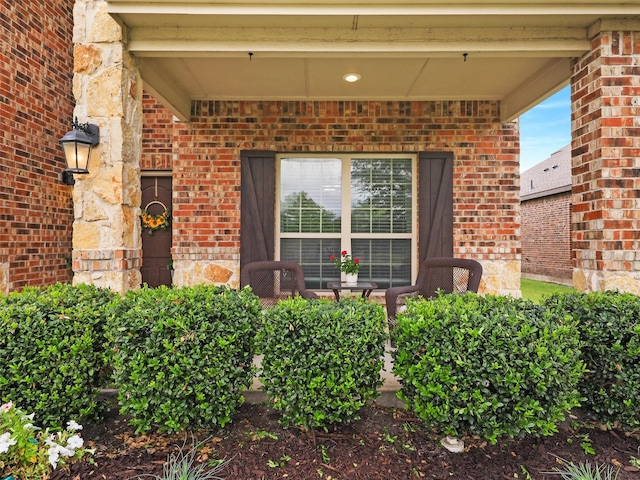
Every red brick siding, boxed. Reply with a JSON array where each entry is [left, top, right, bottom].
[[521, 192, 572, 281], [165, 100, 520, 263], [141, 92, 174, 171], [571, 31, 640, 272], [0, 1, 75, 291]]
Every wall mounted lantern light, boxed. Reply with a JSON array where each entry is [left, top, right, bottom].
[[59, 117, 100, 185]]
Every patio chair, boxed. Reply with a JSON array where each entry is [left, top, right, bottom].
[[385, 257, 483, 322], [240, 260, 318, 308]]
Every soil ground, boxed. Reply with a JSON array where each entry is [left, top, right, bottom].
[[53, 396, 639, 480]]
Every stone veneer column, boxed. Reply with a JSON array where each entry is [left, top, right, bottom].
[[71, 0, 143, 293], [571, 25, 640, 294]]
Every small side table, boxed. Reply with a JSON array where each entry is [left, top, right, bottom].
[[327, 281, 378, 301]]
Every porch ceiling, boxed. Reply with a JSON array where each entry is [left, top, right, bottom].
[[106, 1, 640, 121]]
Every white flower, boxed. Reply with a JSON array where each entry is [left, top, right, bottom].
[[66, 420, 83, 432], [0, 402, 13, 413], [60, 445, 76, 457], [66, 434, 83, 450], [47, 439, 66, 469], [0, 432, 17, 454], [48, 445, 61, 469], [45, 434, 60, 446], [19, 412, 36, 425], [46, 433, 82, 467]]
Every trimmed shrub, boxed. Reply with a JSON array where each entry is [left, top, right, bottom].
[[544, 291, 640, 429], [391, 293, 584, 444], [0, 283, 116, 427], [259, 297, 387, 429], [106, 285, 261, 433]]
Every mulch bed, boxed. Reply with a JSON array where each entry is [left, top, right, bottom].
[[52, 397, 639, 480]]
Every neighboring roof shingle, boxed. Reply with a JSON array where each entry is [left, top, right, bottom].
[[520, 144, 571, 201]]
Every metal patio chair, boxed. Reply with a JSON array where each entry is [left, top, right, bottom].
[[240, 260, 318, 308], [385, 257, 483, 322]]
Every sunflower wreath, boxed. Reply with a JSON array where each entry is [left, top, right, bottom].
[[141, 200, 171, 235]]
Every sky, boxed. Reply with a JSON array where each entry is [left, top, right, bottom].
[[518, 85, 571, 172]]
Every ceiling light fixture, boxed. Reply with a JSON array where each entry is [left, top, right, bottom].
[[343, 73, 361, 83]]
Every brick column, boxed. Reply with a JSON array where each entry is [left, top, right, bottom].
[[571, 27, 640, 294], [71, 0, 143, 292]]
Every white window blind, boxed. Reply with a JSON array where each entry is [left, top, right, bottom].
[[278, 154, 415, 289]]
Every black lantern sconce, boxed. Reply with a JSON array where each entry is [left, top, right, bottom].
[[59, 117, 100, 185]]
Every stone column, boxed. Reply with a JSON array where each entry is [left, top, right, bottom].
[[571, 25, 640, 294], [71, 0, 142, 292]]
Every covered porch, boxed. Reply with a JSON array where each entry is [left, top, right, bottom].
[[69, 1, 640, 295]]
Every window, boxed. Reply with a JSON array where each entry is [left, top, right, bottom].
[[277, 154, 416, 289]]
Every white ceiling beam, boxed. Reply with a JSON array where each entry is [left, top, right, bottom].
[[125, 27, 589, 57], [139, 60, 191, 121], [500, 57, 571, 122], [128, 40, 589, 58], [129, 26, 588, 42]]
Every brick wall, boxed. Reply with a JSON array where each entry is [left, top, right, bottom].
[[521, 192, 572, 282], [571, 29, 640, 291], [0, 1, 75, 292], [141, 92, 174, 171], [162, 100, 520, 292]]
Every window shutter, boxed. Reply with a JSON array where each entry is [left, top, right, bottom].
[[241, 151, 276, 274], [418, 152, 454, 264]]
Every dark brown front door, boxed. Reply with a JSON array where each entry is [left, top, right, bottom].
[[141, 176, 172, 287]]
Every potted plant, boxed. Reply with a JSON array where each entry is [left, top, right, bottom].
[[330, 250, 360, 285]]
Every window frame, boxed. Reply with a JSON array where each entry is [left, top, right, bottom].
[[275, 153, 418, 290]]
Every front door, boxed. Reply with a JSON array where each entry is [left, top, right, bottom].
[[141, 176, 172, 287]]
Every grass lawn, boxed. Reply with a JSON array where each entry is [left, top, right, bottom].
[[521, 278, 577, 303]]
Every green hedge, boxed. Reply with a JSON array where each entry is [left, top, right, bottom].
[[0, 283, 116, 427], [259, 297, 387, 430], [106, 285, 261, 433], [544, 291, 640, 429], [391, 293, 584, 444]]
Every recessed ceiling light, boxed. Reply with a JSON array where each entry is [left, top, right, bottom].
[[343, 73, 361, 83]]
